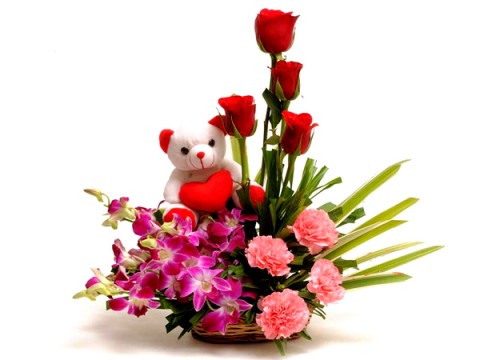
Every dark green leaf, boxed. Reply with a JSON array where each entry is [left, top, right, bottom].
[[262, 88, 283, 129], [153, 209, 164, 224]]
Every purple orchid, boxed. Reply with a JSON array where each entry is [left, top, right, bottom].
[[201, 278, 252, 334], [132, 207, 161, 236], [150, 235, 191, 275], [73, 268, 123, 300], [109, 272, 160, 317], [102, 197, 136, 229], [112, 239, 148, 271], [217, 208, 257, 228], [179, 267, 231, 311]]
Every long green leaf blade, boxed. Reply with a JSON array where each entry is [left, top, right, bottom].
[[330, 160, 409, 225], [342, 272, 412, 290], [350, 246, 444, 276], [355, 241, 423, 264], [355, 197, 419, 230], [322, 220, 406, 260]]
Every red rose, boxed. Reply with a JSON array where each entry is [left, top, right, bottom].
[[280, 111, 318, 155], [255, 9, 299, 54], [218, 95, 256, 137], [271, 60, 303, 100]]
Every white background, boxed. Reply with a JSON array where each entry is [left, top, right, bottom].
[[1, 0, 479, 359]]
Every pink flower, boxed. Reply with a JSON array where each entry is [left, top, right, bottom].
[[132, 207, 161, 236], [307, 259, 345, 305], [179, 268, 231, 311], [102, 197, 136, 229], [288, 209, 339, 255], [108, 272, 160, 317], [245, 236, 293, 276], [201, 278, 252, 334], [256, 289, 310, 339]]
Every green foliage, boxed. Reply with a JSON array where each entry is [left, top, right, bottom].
[[329, 160, 409, 224], [342, 273, 412, 289]]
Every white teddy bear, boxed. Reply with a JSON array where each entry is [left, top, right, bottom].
[[159, 119, 245, 227]]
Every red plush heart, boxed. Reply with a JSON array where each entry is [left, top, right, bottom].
[[179, 170, 233, 213]]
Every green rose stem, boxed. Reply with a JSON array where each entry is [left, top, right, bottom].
[[230, 136, 241, 165], [238, 136, 250, 184], [258, 53, 278, 186], [281, 153, 297, 197]]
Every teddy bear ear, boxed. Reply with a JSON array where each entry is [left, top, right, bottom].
[[159, 129, 174, 153], [208, 115, 227, 136]]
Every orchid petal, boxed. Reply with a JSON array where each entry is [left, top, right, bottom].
[[193, 292, 207, 311], [212, 277, 231, 292], [109, 297, 129, 311], [202, 309, 229, 334], [237, 299, 252, 311]]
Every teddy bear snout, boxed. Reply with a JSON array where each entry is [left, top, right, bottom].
[[188, 145, 216, 170]]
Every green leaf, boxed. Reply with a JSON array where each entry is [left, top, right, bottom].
[[333, 258, 358, 273], [153, 209, 164, 224], [355, 197, 419, 230], [342, 272, 412, 289], [321, 220, 406, 260], [350, 246, 444, 276], [274, 339, 286, 356], [318, 202, 336, 212], [355, 242, 423, 264], [262, 88, 282, 129], [330, 160, 409, 224], [338, 207, 366, 227], [311, 176, 343, 199], [265, 134, 280, 145], [189, 308, 208, 326], [299, 330, 312, 341]]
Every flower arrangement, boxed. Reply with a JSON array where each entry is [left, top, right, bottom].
[[74, 8, 442, 355]]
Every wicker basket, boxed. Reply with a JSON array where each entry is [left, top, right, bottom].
[[191, 316, 305, 344]]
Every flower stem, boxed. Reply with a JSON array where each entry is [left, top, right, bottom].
[[238, 137, 250, 184], [230, 136, 241, 165], [258, 54, 278, 186], [281, 154, 297, 197]]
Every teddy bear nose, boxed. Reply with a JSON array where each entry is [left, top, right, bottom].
[[197, 152, 205, 159]]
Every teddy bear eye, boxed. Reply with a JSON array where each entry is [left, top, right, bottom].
[[208, 139, 215, 147], [181, 147, 189, 155]]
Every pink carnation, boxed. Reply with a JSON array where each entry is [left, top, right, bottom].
[[288, 209, 339, 255], [245, 235, 293, 276], [256, 289, 310, 340], [307, 259, 345, 305]]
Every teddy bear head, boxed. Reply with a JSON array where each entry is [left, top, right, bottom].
[[159, 120, 227, 172]]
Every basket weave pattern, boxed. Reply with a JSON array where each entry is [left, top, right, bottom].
[[191, 315, 306, 343]]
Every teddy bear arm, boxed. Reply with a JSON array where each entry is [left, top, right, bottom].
[[221, 158, 242, 184], [163, 170, 186, 204]]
